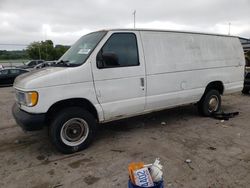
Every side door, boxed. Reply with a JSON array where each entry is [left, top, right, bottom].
[[90, 31, 146, 121], [28, 61, 37, 68], [0, 69, 10, 85], [9, 69, 20, 84]]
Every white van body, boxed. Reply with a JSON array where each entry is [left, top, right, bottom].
[[12, 29, 245, 153]]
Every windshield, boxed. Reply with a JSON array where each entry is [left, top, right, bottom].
[[58, 31, 107, 66]]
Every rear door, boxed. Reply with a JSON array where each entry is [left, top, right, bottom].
[[90, 31, 146, 121]]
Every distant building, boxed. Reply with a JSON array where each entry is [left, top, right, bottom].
[[239, 37, 250, 53]]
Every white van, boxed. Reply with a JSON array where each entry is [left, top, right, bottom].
[[12, 29, 245, 153]]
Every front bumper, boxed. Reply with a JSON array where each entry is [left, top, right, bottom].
[[12, 103, 46, 131]]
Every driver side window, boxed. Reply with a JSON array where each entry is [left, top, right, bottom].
[[0, 70, 8, 75], [97, 33, 139, 68]]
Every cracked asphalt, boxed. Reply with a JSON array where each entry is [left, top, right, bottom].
[[0, 87, 250, 188]]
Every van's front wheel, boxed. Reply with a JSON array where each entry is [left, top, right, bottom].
[[49, 107, 97, 154], [198, 90, 221, 116]]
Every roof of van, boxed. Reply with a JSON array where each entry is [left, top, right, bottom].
[[99, 28, 238, 38]]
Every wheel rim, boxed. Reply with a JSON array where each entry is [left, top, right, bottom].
[[208, 95, 219, 113], [60, 118, 89, 147]]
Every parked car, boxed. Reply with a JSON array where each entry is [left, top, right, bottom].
[[12, 29, 245, 154], [242, 57, 250, 94], [19, 60, 45, 69], [243, 70, 250, 94], [0, 68, 29, 86]]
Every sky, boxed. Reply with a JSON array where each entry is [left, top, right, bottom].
[[0, 0, 249, 50]]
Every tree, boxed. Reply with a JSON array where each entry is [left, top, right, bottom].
[[54, 45, 70, 60], [0, 50, 28, 60], [26, 40, 69, 61]]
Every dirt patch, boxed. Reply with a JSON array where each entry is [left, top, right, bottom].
[[47, 169, 55, 176], [84, 175, 100, 185], [0, 87, 250, 187], [37, 155, 46, 161], [31, 182, 51, 188], [68, 158, 92, 169]]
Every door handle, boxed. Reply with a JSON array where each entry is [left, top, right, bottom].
[[140, 77, 145, 87]]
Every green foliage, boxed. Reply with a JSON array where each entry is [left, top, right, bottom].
[[0, 50, 28, 60], [26, 40, 70, 61], [0, 40, 70, 61], [54, 45, 71, 60]]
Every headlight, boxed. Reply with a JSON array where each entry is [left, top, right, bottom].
[[16, 90, 38, 107]]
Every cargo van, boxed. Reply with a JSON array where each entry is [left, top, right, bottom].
[[12, 29, 245, 153]]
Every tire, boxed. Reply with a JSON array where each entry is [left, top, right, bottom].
[[242, 88, 249, 94], [49, 107, 97, 154], [198, 90, 221, 116]]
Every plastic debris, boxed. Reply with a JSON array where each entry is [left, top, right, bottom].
[[207, 146, 216, 151], [134, 167, 154, 187], [167, 183, 173, 187], [161, 122, 166, 125], [128, 162, 145, 184], [221, 124, 229, 128], [128, 158, 164, 187], [185, 159, 194, 170], [221, 120, 225, 123], [150, 158, 163, 182]]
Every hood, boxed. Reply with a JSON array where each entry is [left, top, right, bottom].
[[14, 67, 70, 90]]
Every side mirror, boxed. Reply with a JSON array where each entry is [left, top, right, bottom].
[[96, 52, 104, 68], [97, 51, 119, 68]]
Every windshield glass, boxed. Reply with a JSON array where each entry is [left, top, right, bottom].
[[58, 31, 107, 66]]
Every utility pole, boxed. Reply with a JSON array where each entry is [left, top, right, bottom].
[[38, 45, 41, 60], [45, 42, 48, 60], [133, 10, 136, 29], [45, 30, 48, 60], [228, 22, 231, 35]]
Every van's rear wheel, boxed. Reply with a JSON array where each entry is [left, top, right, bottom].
[[198, 90, 221, 116], [49, 107, 97, 154]]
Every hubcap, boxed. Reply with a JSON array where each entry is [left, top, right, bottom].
[[60, 118, 89, 147], [208, 95, 219, 113]]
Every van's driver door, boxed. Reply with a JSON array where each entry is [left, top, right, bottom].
[[90, 31, 146, 121]]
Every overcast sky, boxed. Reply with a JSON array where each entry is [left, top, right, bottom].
[[0, 0, 249, 50]]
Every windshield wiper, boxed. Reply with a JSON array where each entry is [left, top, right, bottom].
[[56, 60, 69, 66]]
